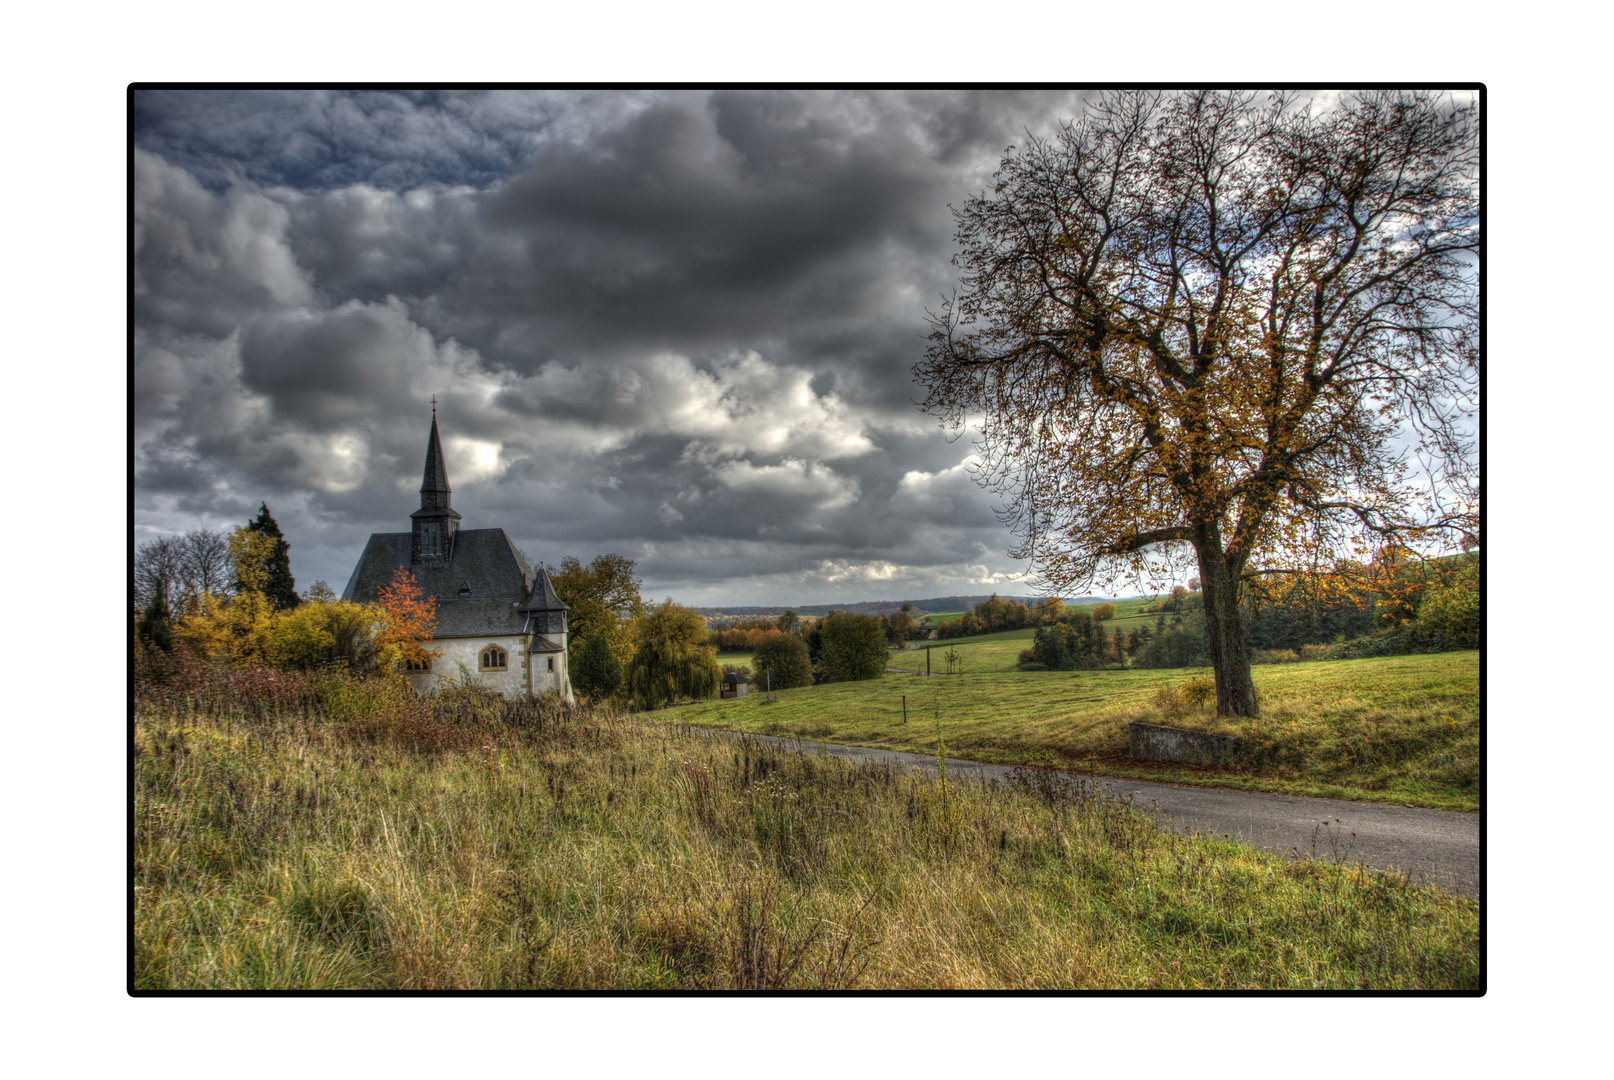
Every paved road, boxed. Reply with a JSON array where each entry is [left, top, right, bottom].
[[697, 731, 1481, 899]]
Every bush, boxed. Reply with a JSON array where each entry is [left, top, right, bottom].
[[1181, 676, 1215, 709], [1418, 562, 1481, 650], [818, 612, 888, 683], [1151, 683, 1187, 721], [751, 634, 813, 690], [1150, 676, 1214, 721], [1093, 602, 1117, 621]]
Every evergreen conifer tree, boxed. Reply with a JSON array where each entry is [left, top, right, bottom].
[[572, 633, 624, 701], [137, 579, 172, 652], [243, 503, 299, 610]]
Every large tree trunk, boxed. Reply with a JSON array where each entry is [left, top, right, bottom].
[[1195, 531, 1259, 718]]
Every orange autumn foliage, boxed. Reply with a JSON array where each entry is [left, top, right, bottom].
[[375, 566, 441, 673]]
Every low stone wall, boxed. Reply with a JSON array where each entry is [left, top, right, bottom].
[[1127, 720, 1244, 765]]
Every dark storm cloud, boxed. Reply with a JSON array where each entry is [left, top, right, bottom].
[[133, 88, 1094, 604], [452, 92, 954, 375], [133, 89, 561, 192]]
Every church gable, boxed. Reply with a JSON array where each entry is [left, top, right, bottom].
[[341, 408, 574, 703]]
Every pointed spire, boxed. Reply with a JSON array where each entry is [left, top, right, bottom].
[[419, 409, 452, 512], [521, 566, 569, 612], [411, 403, 461, 562]]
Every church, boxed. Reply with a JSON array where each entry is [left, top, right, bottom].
[[341, 409, 574, 702]]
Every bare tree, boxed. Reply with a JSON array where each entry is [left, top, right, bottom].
[[134, 535, 185, 613], [181, 528, 230, 599], [134, 527, 235, 612], [916, 90, 1479, 716]]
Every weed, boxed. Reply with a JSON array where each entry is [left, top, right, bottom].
[[133, 665, 1480, 990]]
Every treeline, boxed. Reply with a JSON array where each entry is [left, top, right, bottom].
[[935, 595, 1069, 639], [712, 609, 901, 688], [1016, 552, 1482, 671], [136, 517, 898, 716], [134, 504, 435, 679]]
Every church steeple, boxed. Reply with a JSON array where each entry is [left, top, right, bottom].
[[419, 405, 452, 511], [410, 400, 462, 564]]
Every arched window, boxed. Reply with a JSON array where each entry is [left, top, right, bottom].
[[405, 656, 432, 672], [480, 645, 507, 672]]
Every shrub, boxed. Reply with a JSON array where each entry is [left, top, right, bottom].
[[1252, 648, 1300, 665], [1151, 683, 1187, 720], [818, 612, 888, 683], [1418, 562, 1481, 650], [1181, 676, 1215, 710], [751, 634, 813, 690], [268, 600, 380, 670], [1093, 602, 1117, 621], [1149, 676, 1214, 721]]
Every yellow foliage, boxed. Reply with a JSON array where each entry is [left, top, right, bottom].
[[175, 588, 276, 665], [228, 528, 276, 595], [267, 600, 381, 670]]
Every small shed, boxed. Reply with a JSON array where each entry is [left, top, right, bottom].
[[720, 672, 750, 699]]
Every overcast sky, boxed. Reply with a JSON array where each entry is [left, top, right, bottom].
[[133, 88, 1119, 606]]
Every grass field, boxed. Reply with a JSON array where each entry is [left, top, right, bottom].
[[894, 629, 1038, 672], [666, 651, 1480, 812], [134, 672, 1479, 989]]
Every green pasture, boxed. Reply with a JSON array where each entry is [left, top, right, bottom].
[[664, 651, 1480, 812]]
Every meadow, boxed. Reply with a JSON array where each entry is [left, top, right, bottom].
[[133, 666, 1478, 990], [667, 651, 1481, 812]]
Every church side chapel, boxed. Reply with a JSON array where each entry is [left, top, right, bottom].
[[342, 408, 573, 702]]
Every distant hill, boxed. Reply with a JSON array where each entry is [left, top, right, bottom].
[[696, 594, 1130, 624]]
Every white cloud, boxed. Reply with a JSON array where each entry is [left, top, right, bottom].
[[709, 457, 858, 509]]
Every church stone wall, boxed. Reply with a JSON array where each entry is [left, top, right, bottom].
[[528, 650, 572, 701], [405, 635, 530, 698], [402, 635, 572, 702]]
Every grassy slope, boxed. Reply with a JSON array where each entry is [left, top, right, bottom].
[[666, 650, 1481, 812], [135, 692, 1479, 989]]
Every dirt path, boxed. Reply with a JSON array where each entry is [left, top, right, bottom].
[[702, 731, 1481, 898]]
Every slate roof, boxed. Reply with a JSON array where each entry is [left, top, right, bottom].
[[520, 566, 568, 612], [341, 528, 539, 638]]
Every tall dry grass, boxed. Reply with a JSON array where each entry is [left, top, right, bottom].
[[133, 664, 1479, 989]]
